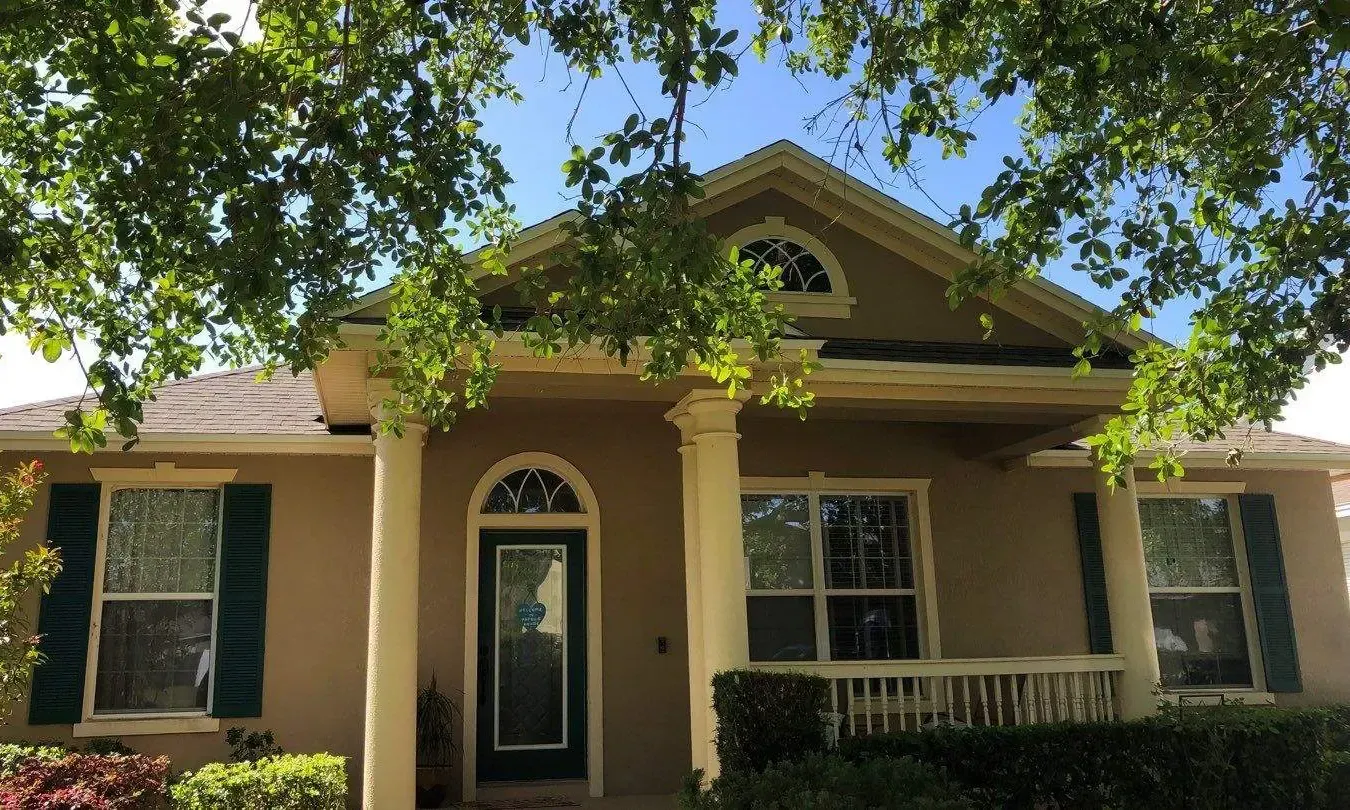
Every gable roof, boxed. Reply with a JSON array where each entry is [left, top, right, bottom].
[[336, 140, 1157, 351], [1068, 426, 1350, 457], [0, 367, 328, 435]]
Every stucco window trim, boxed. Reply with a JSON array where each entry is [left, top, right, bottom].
[[739, 472, 941, 659], [80, 464, 236, 726], [1138, 492, 1268, 695], [726, 217, 856, 319], [73, 716, 220, 738]]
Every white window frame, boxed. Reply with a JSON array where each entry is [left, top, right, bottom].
[[1135, 485, 1268, 696], [80, 464, 236, 730], [740, 472, 941, 660]]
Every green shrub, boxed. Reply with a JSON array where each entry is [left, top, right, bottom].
[[711, 669, 829, 773], [170, 753, 347, 810], [226, 727, 284, 763], [680, 754, 972, 809], [0, 742, 67, 777], [1327, 705, 1350, 751], [1326, 751, 1350, 809], [83, 736, 136, 756], [841, 707, 1331, 809]]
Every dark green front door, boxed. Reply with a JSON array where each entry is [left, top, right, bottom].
[[477, 530, 587, 782]]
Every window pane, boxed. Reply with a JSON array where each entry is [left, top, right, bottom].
[[741, 495, 813, 590], [483, 469, 583, 514], [1140, 498, 1239, 588], [94, 599, 213, 714], [495, 546, 566, 748], [1151, 593, 1253, 688], [747, 596, 816, 662], [106, 488, 220, 594], [827, 595, 920, 661], [820, 496, 913, 590]]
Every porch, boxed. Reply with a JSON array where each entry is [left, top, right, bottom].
[[352, 381, 1165, 808]]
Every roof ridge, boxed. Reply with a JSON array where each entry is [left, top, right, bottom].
[[0, 364, 267, 416]]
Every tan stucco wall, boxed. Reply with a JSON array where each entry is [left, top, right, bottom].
[[2, 418, 1349, 797], [417, 400, 691, 797], [702, 190, 1069, 347], [0, 451, 374, 783], [472, 189, 1070, 348]]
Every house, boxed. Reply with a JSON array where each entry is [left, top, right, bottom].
[[1336, 478, 1350, 600], [2, 141, 1350, 809]]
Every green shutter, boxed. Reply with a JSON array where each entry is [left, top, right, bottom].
[[212, 483, 272, 717], [1074, 493, 1114, 655], [1238, 493, 1302, 693], [29, 483, 100, 725]]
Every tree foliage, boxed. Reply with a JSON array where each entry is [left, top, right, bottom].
[[1, 0, 1347, 477], [0, 461, 62, 713]]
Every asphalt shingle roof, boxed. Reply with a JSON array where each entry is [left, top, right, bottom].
[[0, 367, 327, 435], [1068, 423, 1350, 457]]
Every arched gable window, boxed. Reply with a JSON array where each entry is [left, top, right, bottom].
[[482, 467, 584, 514], [739, 238, 834, 294]]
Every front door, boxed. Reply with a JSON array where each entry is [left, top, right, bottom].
[[477, 530, 587, 782]]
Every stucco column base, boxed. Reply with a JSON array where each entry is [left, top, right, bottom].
[[1095, 466, 1161, 719], [363, 421, 428, 810], [667, 390, 751, 781]]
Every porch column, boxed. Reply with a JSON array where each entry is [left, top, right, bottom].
[[666, 390, 751, 780], [1095, 466, 1160, 719], [363, 417, 428, 810]]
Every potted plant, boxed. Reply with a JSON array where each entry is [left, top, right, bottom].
[[416, 674, 461, 809]]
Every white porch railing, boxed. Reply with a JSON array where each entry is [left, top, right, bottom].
[[751, 654, 1126, 738]]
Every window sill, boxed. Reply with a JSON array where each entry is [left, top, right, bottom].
[[73, 716, 220, 738], [1160, 689, 1275, 707], [765, 292, 856, 319]]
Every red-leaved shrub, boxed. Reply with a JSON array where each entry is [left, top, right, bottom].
[[0, 753, 169, 809]]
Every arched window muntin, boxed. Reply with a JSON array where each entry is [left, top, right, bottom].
[[482, 467, 585, 514], [739, 237, 834, 294]]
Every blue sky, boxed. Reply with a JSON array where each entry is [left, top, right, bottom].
[[475, 15, 1197, 345], [3, 2, 1347, 443]]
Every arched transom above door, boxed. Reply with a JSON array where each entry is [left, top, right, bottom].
[[483, 467, 585, 514]]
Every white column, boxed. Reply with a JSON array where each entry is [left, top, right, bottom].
[[363, 420, 427, 810], [1095, 465, 1161, 719], [666, 390, 750, 780]]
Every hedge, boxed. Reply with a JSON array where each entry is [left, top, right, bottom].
[[711, 669, 830, 773], [841, 707, 1333, 809], [680, 753, 973, 810], [170, 754, 347, 810], [0, 752, 170, 809], [0, 742, 68, 777]]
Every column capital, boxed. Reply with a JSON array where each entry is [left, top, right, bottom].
[[664, 389, 751, 440], [366, 379, 429, 435]]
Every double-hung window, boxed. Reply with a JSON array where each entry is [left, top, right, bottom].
[[90, 486, 223, 717], [741, 477, 933, 663], [1139, 495, 1262, 690]]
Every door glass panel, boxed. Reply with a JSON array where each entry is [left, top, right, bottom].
[[495, 546, 567, 750]]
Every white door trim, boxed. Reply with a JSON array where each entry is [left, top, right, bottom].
[[463, 452, 603, 800]]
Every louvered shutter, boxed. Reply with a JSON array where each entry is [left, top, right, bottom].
[[1073, 493, 1114, 655], [29, 483, 100, 725], [1238, 493, 1302, 693], [212, 484, 272, 717]]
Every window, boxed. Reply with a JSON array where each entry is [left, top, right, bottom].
[[1139, 497, 1258, 689], [742, 480, 930, 663], [93, 487, 222, 716], [739, 238, 834, 294], [483, 468, 583, 514]]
